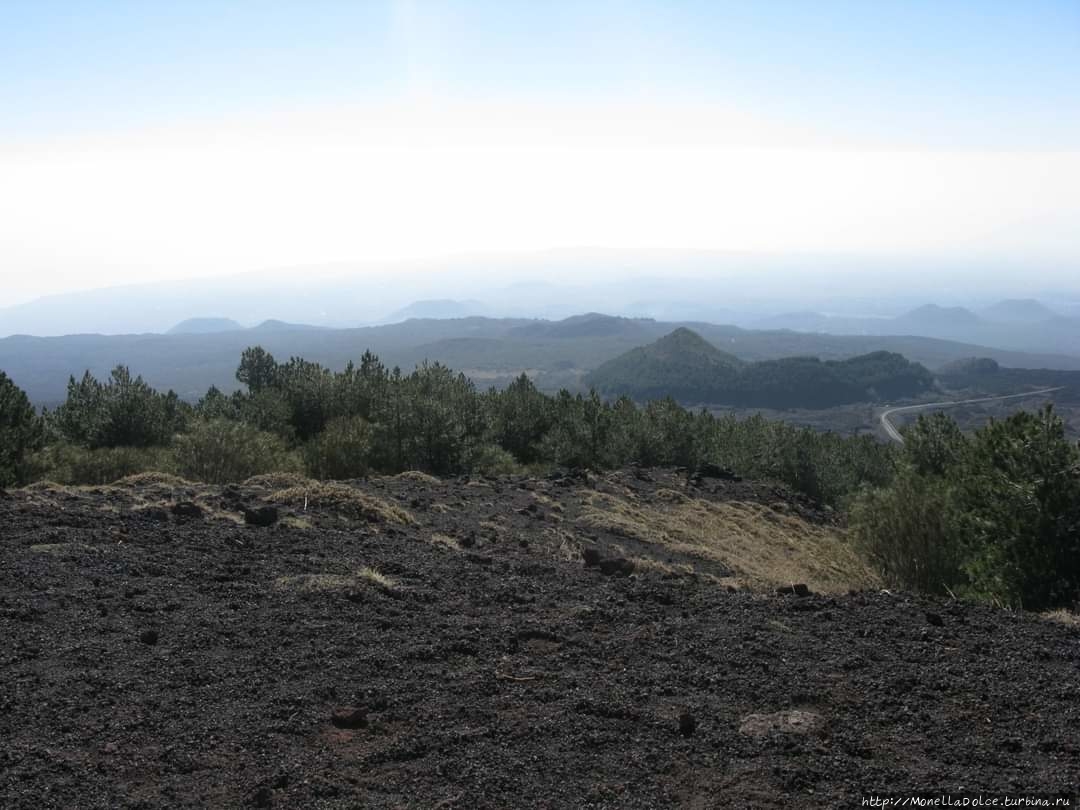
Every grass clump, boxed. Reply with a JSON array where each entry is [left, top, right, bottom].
[[243, 472, 314, 490], [275, 567, 397, 593], [578, 492, 875, 594], [394, 470, 441, 485], [358, 566, 396, 591], [1042, 609, 1080, 628], [431, 533, 462, 550], [115, 471, 193, 488], [269, 482, 414, 525]]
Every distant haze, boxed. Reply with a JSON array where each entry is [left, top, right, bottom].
[[2, 3, 1078, 307], [2, 249, 1080, 339]]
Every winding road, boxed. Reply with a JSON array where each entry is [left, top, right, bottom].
[[879, 387, 1063, 443]]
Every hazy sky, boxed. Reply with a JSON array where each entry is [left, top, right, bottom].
[[1, 1, 1078, 307]]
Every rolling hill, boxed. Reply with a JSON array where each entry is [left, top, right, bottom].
[[167, 317, 244, 335], [587, 329, 935, 408]]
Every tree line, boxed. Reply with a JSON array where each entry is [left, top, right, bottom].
[[1, 346, 893, 503]]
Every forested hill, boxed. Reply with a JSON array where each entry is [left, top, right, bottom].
[[587, 329, 935, 407]]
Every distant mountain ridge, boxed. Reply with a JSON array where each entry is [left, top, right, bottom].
[[167, 318, 244, 335], [385, 299, 489, 322], [979, 299, 1059, 323], [3, 312, 1079, 407], [757, 299, 1079, 353]]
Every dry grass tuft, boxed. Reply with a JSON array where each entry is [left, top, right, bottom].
[[243, 472, 314, 490], [578, 492, 875, 594], [655, 488, 692, 504], [275, 567, 397, 593], [1043, 609, 1080, 628], [531, 492, 564, 512], [269, 482, 414, 525], [19, 480, 73, 494], [628, 556, 696, 577], [431, 533, 462, 551], [280, 516, 313, 530], [358, 566, 396, 590], [394, 470, 441, 485], [114, 472, 193, 488]]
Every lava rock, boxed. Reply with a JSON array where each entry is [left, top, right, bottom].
[[694, 462, 740, 481], [243, 506, 279, 527], [141, 507, 170, 523], [739, 709, 823, 738], [331, 706, 368, 730], [171, 502, 203, 520], [776, 583, 812, 598], [598, 558, 635, 577], [678, 711, 697, 737]]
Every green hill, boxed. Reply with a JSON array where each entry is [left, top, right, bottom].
[[584, 328, 744, 402], [587, 329, 934, 407]]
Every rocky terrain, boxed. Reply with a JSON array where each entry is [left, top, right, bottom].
[[1, 469, 1078, 808]]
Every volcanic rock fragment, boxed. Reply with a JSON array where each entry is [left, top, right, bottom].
[[739, 709, 822, 738], [171, 502, 203, 520], [243, 506, 279, 527], [331, 706, 368, 729], [678, 711, 697, 737]]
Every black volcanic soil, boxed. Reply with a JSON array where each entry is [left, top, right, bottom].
[[1, 471, 1078, 809]]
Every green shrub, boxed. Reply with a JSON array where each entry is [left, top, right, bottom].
[[173, 419, 300, 484], [851, 406, 1080, 609], [303, 415, 372, 480], [850, 470, 966, 596], [465, 443, 522, 476], [28, 443, 174, 486], [956, 406, 1080, 609]]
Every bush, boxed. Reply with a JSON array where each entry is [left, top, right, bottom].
[[850, 471, 966, 596], [956, 406, 1080, 609], [465, 443, 522, 476], [173, 419, 300, 484], [303, 415, 372, 480], [0, 371, 43, 487], [28, 443, 174, 486], [851, 406, 1080, 609]]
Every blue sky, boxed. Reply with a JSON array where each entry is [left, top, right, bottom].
[[3, 0, 1078, 146], [0, 1, 1078, 304]]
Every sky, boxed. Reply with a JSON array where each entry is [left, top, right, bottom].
[[1, 0, 1078, 307]]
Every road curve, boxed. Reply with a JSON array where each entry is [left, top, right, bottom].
[[879, 387, 1064, 444]]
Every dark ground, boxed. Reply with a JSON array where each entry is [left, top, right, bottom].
[[1, 471, 1078, 809]]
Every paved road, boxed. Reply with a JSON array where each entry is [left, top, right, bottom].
[[879, 387, 1064, 444]]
